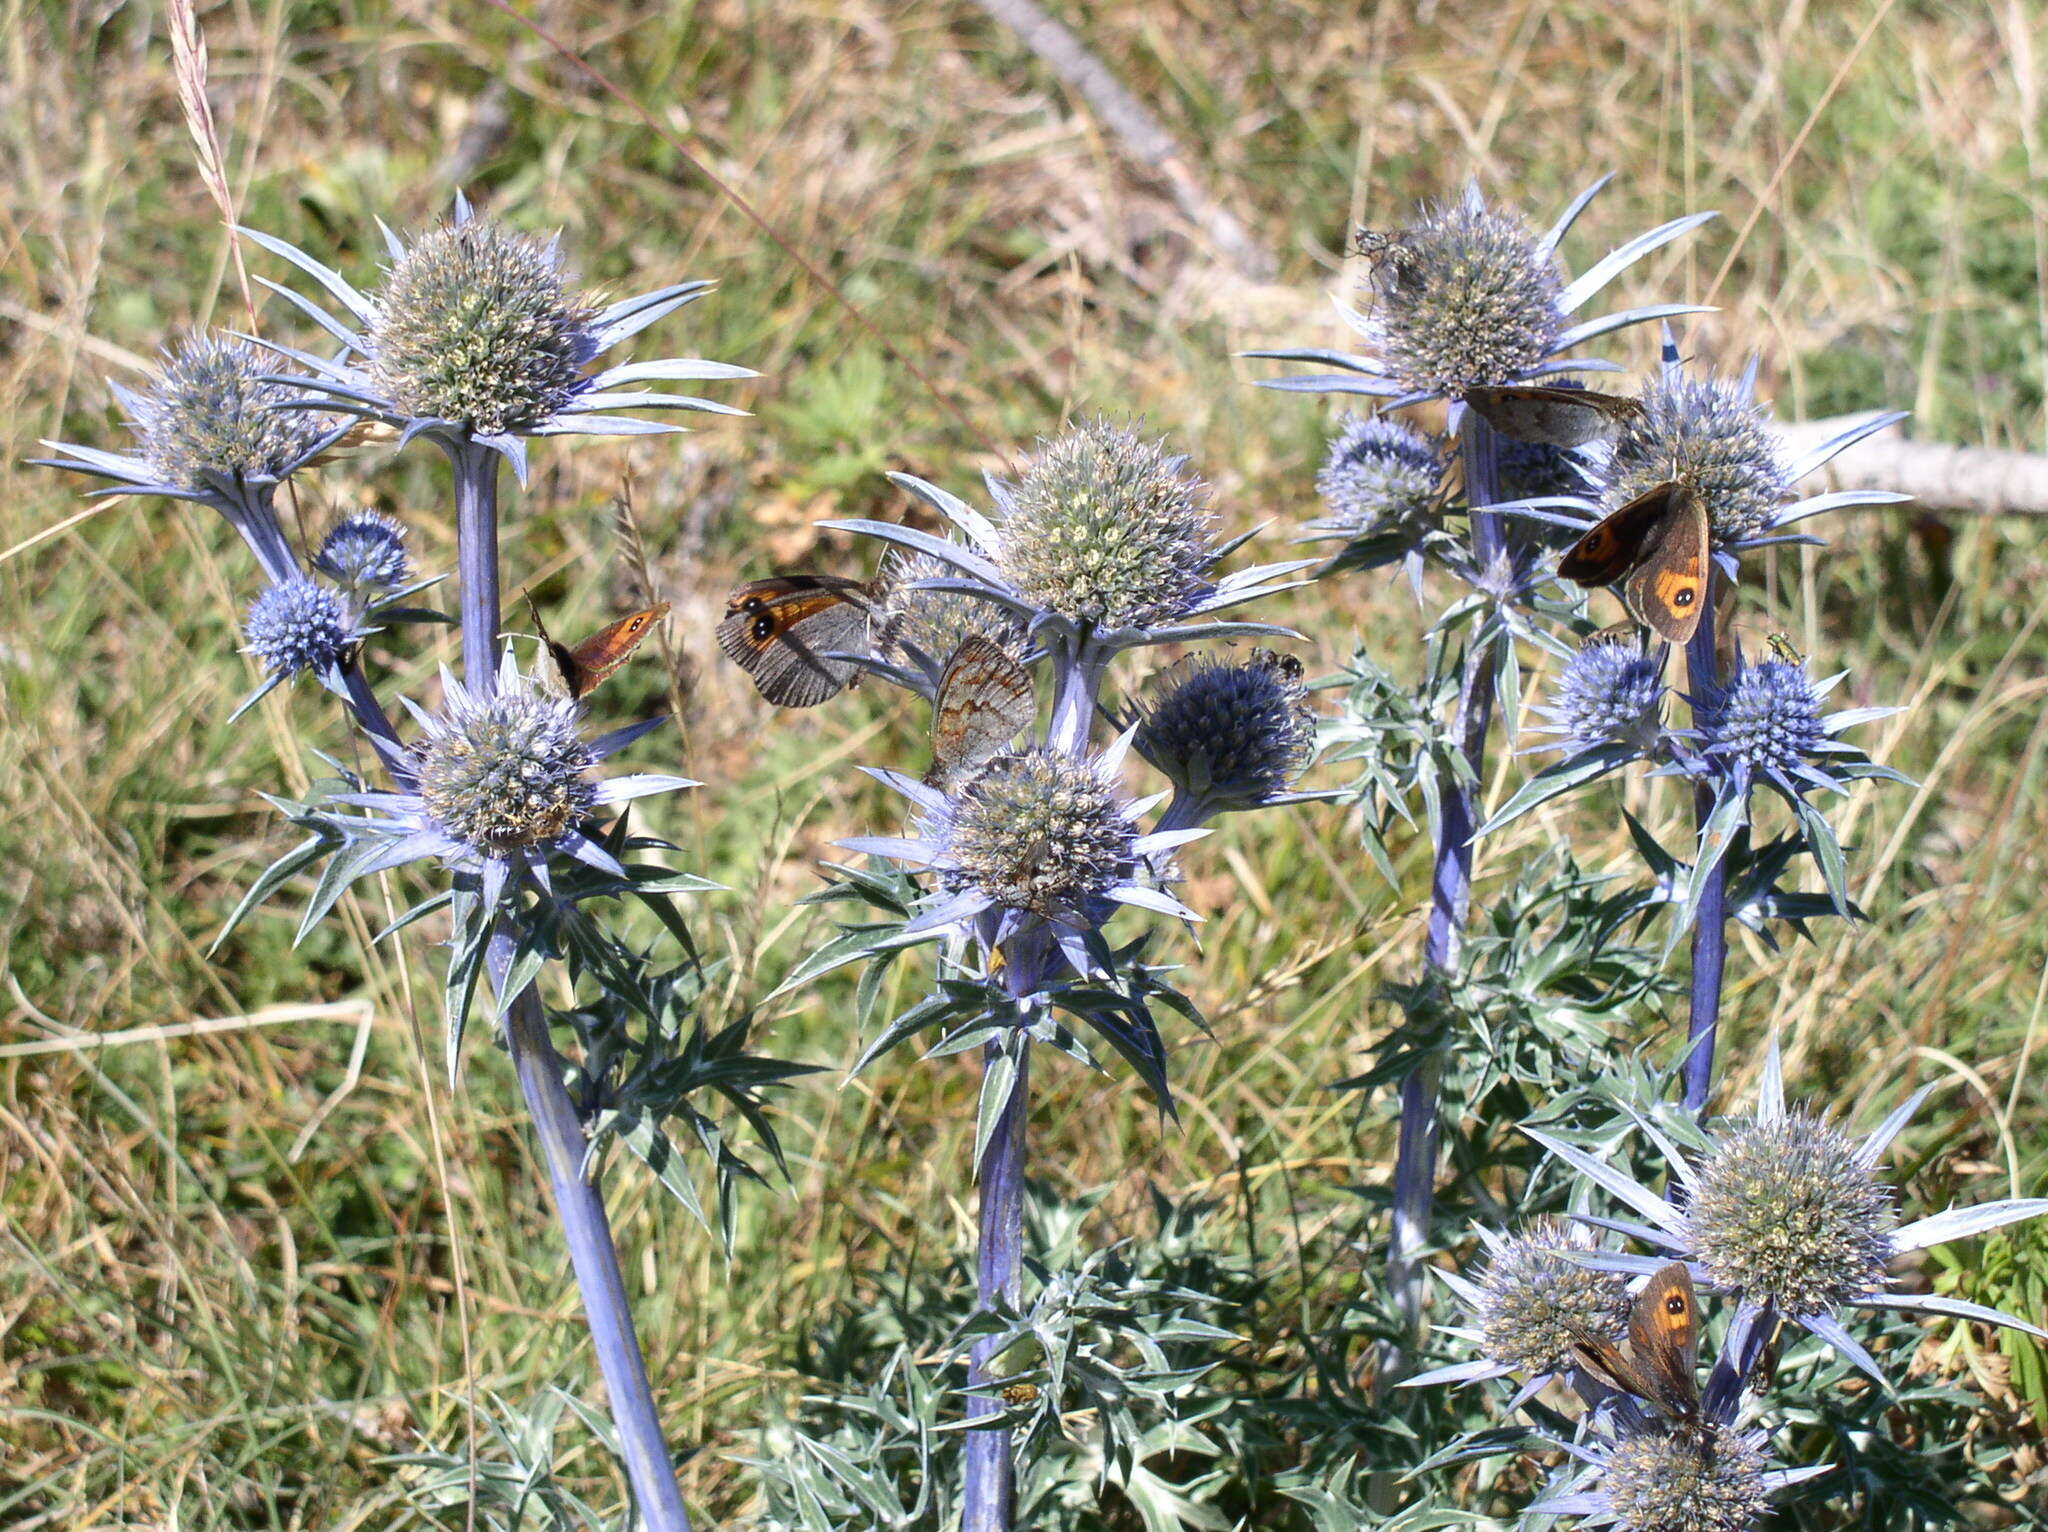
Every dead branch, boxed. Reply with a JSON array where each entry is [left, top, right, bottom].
[[967, 0, 1278, 282], [1778, 413, 2048, 519]]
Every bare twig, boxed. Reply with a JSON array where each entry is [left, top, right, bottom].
[[966, 0, 1278, 282], [1779, 413, 2048, 518]]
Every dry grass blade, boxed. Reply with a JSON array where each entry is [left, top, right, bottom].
[[165, 0, 256, 326]]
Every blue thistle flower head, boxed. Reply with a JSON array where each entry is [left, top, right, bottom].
[[1475, 1219, 1633, 1379], [1498, 434, 1596, 504], [1584, 1420, 1776, 1532], [314, 510, 411, 591], [927, 747, 1139, 922], [1314, 415, 1441, 534], [1536, 634, 1664, 755], [876, 548, 1027, 681], [994, 419, 1218, 631], [36, 331, 350, 586], [238, 194, 756, 480], [244, 578, 353, 681], [1366, 196, 1565, 397], [367, 218, 596, 437], [1250, 182, 1717, 410], [1698, 658, 1824, 775], [1608, 372, 1791, 546], [131, 333, 331, 490], [1130, 649, 1315, 822], [336, 646, 695, 912], [840, 731, 1208, 969], [1683, 1110, 1895, 1317]]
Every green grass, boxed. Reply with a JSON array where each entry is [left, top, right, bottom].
[[3, 0, 2046, 1524]]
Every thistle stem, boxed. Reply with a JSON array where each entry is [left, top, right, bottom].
[[451, 441, 692, 1532], [340, 655, 404, 762], [964, 1034, 1032, 1532], [450, 441, 503, 688], [1683, 586, 1727, 1115], [494, 957, 695, 1532], [1387, 412, 1504, 1345]]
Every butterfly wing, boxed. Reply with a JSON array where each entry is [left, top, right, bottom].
[[1624, 487, 1709, 645], [1623, 1262, 1702, 1419], [1465, 385, 1640, 447], [926, 637, 1034, 789], [1557, 481, 1688, 588], [561, 603, 670, 699], [718, 575, 875, 707]]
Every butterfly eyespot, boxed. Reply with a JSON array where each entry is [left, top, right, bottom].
[[1666, 1294, 1687, 1315], [1674, 589, 1696, 608], [751, 614, 777, 641]]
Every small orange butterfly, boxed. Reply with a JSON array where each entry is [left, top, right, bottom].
[[529, 597, 670, 700]]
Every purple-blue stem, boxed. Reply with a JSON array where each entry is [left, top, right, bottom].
[[1682, 581, 1726, 1115], [965, 634, 1105, 1529], [1387, 412, 1504, 1345], [964, 1030, 1033, 1532], [340, 655, 403, 761], [450, 441, 503, 685], [452, 445, 694, 1532]]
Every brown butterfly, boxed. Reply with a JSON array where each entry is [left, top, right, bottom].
[[1556, 481, 1710, 646], [717, 574, 880, 708], [925, 636, 1035, 790], [999, 1383, 1041, 1407], [530, 597, 670, 700], [1463, 384, 1643, 448], [1568, 1262, 1702, 1423]]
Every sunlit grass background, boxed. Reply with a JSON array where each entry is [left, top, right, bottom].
[[4, 0, 2046, 1523]]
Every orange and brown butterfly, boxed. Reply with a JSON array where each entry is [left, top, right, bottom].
[[529, 597, 671, 701], [1463, 384, 1644, 448], [999, 1383, 1041, 1407], [1556, 480, 1711, 646], [716, 573, 882, 708], [925, 636, 1035, 790], [1567, 1262, 1702, 1423]]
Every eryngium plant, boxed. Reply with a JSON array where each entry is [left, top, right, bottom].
[[780, 419, 1312, 1531], [1248, 178, 1715, 1357], [43, 192, 775, 1532], [1510, 333, 1910, 1113]]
